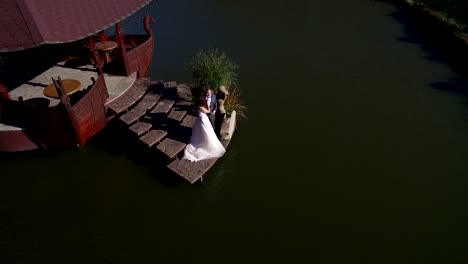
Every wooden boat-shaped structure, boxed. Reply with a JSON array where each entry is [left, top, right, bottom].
[[0, 0, 156, 152]]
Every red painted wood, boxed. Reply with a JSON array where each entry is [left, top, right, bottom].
[[0, 17, 154, 152], [125, 36, 153, 77], [89, 38, 104, 76], [72, 75, 108, 144], [55, 77, 82, 146], [0, 130, 39, 152], [99, 32, 108, 42], [116, 23, 131, 76], [0, 84, 10, 101]]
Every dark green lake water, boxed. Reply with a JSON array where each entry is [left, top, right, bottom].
[[2, 0, 468, 263]]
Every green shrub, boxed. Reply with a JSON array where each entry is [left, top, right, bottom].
[[186, 49, 238, 93]]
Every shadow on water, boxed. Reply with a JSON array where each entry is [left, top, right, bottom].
[[86, 120, 188, 187], [375, 0, 468, 96]]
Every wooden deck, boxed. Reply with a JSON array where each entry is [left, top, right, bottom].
[[5, 62, 137, 109]]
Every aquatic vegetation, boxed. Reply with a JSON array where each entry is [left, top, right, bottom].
[[186, 48, 238, 93], [224, 86, 247, 120]]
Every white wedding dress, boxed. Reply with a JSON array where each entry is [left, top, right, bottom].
[[182, 110, 226, 162]]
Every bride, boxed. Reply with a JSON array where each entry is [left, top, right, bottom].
[[182, 95, 226, 162]]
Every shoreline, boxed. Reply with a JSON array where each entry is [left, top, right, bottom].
[[397, 0, 468, 55]]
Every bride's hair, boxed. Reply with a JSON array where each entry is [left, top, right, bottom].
[[195, 95, 208, 109]]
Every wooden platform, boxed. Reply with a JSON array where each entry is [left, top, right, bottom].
[[167, 139, 231, 184]]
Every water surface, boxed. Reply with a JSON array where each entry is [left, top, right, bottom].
[[2, 0, 468, 263]]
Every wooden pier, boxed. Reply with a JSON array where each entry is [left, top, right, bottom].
[[110, 80, 235, 184]]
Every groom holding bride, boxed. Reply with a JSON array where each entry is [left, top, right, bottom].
[[205, 88, 217, 131], [182, 86, 227, 162]]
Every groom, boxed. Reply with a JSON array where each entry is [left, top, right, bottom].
[[205, 88, 217, 129]]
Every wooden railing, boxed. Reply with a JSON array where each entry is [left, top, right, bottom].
[[71, 74, 108, 145], [97, 15, 155, 78]]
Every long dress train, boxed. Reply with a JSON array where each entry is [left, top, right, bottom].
[[182, 112, 226, 162]]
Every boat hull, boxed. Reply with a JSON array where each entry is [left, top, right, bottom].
[[0, 35, 154, 153], [0, 129, 40, 152]]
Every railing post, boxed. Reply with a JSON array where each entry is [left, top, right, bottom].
[[144, 16, 155, 37], [87, 38, 109, 99], [99, 31, 107, 42], [116, 23, 131, 76], [89, 37, 104, 76], [53, 76, 82, 147]]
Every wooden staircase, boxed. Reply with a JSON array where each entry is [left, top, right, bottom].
[[110, 80, 233, 184]]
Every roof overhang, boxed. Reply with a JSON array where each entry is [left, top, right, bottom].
[[0, 0, 152, 52]]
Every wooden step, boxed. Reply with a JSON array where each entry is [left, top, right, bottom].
[[119, 90, 164, 125], [180, 114, 197, 128], [132, 91, 162, 115], [150, 99, 175, 115], [106, 96, 135, 114], [167, 108, 187, 122], [107, 79, 149, 114], [156, 138, 186, 159], [126, 79, 149, 101], [129, 122, 152, 136], [139, 129, 168, 147], [173, 100, 193, 113], [167, 158, 217, 184], [119, 111, 141, 125], [175, 100, 192, 106], [164, 81, 177, 89], [167, 138, 231, 184]]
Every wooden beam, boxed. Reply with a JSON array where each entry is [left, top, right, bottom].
[[144, 16, 155, 37], [116, 23, 131, 76]]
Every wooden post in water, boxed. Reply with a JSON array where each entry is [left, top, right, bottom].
[[53, 76, 82, 147]]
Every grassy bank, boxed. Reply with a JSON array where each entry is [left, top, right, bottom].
[[413, 0, 468, 31]]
